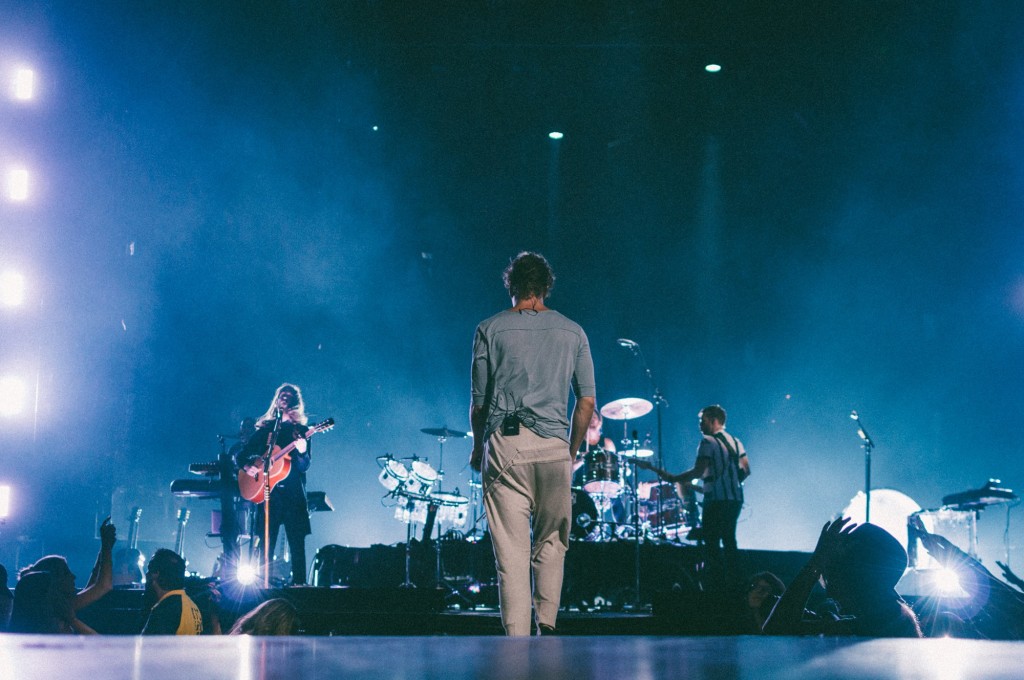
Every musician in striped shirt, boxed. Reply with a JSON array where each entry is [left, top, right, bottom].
[[669, 404, 750, 592]]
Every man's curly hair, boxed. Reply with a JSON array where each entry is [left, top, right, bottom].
[[503, 251, 555, 300]]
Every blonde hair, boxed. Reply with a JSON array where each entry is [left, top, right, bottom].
[[256, 383, 308, 427], [228, 598, 299, 636]]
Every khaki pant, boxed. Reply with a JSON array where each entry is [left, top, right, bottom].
[[483, 427, 572, 636]]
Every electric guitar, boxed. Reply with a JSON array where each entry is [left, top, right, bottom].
[[112, 507, 144, 586], [237, 418, 335, 503], [633, 459, 704, 498]]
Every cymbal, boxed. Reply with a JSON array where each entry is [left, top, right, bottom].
[[600, 397, 653, 420], [620, 448, 655, 458], [420, 427, 469, 439]]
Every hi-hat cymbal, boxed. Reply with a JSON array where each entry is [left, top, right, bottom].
[[600, 397, 654, 420], [420, 427, 469, 439]]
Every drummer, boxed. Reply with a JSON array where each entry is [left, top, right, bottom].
[[572, 410, 616, 485]]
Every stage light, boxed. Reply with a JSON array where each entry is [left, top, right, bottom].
[[548, 131, 564, 140], [0, 376, 28, 418], [13, 68, 35, 101], [7, 168, 29, 201], [0, 485, 10, 518], [0, 271, 26, 307], [932, 567, 966, 598], [236, 561, 259, 585], [705, 64, 722, 73]]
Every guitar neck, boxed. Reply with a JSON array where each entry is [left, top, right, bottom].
[[636, 460, 672, 480], [269, 422, 331, 462], [272, 439, 300, 462]]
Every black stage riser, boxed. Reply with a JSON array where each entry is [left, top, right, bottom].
[[311, 540, 811, 610]]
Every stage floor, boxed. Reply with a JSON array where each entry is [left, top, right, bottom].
[[2, 634, 1023, 680]]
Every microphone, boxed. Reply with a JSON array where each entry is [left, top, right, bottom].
[[617, 338, 638, 348]]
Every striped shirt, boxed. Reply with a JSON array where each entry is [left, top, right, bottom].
[[697, 431, 746, 502]]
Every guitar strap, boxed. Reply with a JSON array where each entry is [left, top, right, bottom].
[[713, 431, 739, 460], [714, 431, 748, 485]]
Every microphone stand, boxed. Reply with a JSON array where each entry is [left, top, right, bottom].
[[850, 412, 875, 523], [619, 339, 669, 608], [262, 410, 283, 588], [620, 341, 669, 534]]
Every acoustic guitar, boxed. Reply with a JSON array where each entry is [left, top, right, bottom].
[[237, 418, 335, 503]]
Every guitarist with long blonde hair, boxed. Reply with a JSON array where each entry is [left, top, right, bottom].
[[239, 383, 313, 586]]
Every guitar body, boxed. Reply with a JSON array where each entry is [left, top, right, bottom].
[[238, 450, 293, 503], [236, 418, 334, 503]]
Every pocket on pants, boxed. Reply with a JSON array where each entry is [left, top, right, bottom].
[[514, 438, 569, 465]]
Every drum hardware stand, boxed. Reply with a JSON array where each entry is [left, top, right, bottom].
[[400, 508, 417, 588], [419, 426, 472, 601], [465, 474, 485, 542], [850, 411, 875, 523], [622, 434, 644, 608], [427, 431, 451, 589]]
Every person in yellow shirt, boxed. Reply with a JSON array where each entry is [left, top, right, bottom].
[[141, 549, 202, 635]]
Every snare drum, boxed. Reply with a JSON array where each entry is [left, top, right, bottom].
[[580, 450, 623, 496]]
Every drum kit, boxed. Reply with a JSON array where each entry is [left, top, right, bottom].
[[376, 426, 476, 587], [572, 397, 699, 542], [374, 398, 699, 553], [376, 428, 471, 531]]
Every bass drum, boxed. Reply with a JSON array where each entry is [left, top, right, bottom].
[[571, 487, 598, 540], [579, 450, 623, 496]]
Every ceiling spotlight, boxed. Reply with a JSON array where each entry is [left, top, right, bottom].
[[0, 271, 26, 307], [6, 168, 29, 201], [13, 68, 35, 101], [0, 376, 28, 418], [548, 131, 564, 140], [705, 64, 722, 73]]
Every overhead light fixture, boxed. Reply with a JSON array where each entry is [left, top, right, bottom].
[[13, 68, 35, 100]]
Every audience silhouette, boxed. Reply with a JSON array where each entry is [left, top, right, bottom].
[[763, 517, 922, 637]]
